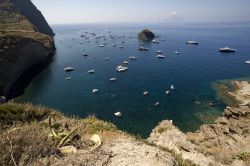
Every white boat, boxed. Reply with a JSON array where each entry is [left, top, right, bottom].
[[114, 112, 122, 117], [83, 53, 88, 56], [155, 102, 160, 106], [143, 91, 149, 96], [152, 39, 160, 44], [156, 51, 163, 54], [170, 85, 175, 90], [156, 55, 165, 59], [123, 60, 129, 64], [129, 56, 137, 60], [218, 46, 236, 53], [139, 47, 149, 51], [173, 51, 180, 54], [99, 44, 105, 47], [245, 60, 250, 64], [92, 89, 99, 93], [116, 65, 128, 72], [105, 57, 110, 60], [64, 67, 74, 72], [186, 36, 199, 45], [65, 77, 71, 80], [119, 46, 124, 48], [165, 90, 170, 95], [88, 70, 95, 74], [112, 43, 116, 47], [110, 78, 117, 81]]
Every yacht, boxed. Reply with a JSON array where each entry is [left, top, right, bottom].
[[139, 47, 149, 51], [65, 77, 71, 80], [92, 89, 99, 93], [152, 39, 160, 44], [129, 56, 137, 60], [156, 50, 163, 54], [155, 102, 160, 106], [156, 55, 165, 59], [110, 78, 117, 81], [88, 70, 95, 74], [186, 36, 199, 45], [114, 112, 122, 117], [123, 60, 129, 64], [218, 46, 236, 53], [64, 67, 74, 72], [245, 60, 250, 64], [116, 65, 128, 72], [143, 91, 149, 96], [99, 44, 105, 47]]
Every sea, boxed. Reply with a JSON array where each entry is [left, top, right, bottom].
[[15, 22, 250, 138]]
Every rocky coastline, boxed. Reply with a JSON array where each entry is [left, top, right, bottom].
[[0, 0, 55, 99]]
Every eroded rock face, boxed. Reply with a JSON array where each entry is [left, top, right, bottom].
[[138, 29, 155, 41], [148, 106, 250, 166]]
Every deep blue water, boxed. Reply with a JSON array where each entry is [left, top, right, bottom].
[[16, 22, 250, 137]]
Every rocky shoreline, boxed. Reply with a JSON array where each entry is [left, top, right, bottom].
[[148, 81, 250, 166]]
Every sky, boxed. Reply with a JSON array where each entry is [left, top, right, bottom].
[[31, 0, 250, 24]]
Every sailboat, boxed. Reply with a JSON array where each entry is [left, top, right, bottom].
[[186, 35, 199, 45]]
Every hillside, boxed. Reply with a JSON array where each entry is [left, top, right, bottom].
[[0, 0, 55, 98]]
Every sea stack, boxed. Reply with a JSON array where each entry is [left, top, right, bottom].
[[138, 29, 155, 41]]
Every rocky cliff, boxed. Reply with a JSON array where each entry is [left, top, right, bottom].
[[0, 0, 55, 98], [148, 81, 250, 166]]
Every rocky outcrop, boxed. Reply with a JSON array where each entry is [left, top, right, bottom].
[[10, 0, 54, 36], [138, 29, 155, 41], [0, 0, 55, 98], [148, 81, 250, 166]]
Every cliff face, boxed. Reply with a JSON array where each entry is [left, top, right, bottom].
[[10, 0, 54, 36], [0, 0, 55, 98]]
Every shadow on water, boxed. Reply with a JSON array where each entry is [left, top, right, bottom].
[[8, 53, 55, 100]]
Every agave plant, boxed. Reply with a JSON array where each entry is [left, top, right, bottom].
[[48, 115, 78, 148]]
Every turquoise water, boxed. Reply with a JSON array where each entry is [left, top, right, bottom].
[[16, 22, 250, 137]]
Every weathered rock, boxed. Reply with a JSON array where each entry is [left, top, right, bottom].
[[138, 29, 155, 41], [59, 146, 77, 154]]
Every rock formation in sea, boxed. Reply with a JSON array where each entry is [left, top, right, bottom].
[[138, 29, 155, 41], [0, 0, 55, 98]]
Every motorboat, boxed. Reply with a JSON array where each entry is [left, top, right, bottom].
[[170, 85, 175, 90], [83, 52, 88, 56], [119, 46, 124, 49], [143, 91, 149, 96], [152, 39, 160, 44], [218, 46, 236, 53], [156, 55, 165, 59], [173, 51, 180, 54], [65, 77, 71, 80], [156, 50, 163, 54], [129, 56, 137, 60], [165, 90, 170, 95], [92, 89, 99, 93], [123, 60, 129, 64], [99, 44, 105, 47], [155, 102, 160, 106], [64, 67, 74, 72], [110, 78, 117, 81], [114, 112, 122, 117], [116, 65, 128, 72], [105, 57, 110, 60], [88, 70, 95, 74], [245, 60, 250, 64], [139, 47, 149, 51]]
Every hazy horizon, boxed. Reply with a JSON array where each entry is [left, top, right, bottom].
[[31, 0, 250, 25]]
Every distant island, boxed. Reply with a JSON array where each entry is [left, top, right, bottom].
[[138, 29, 155, 41]]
